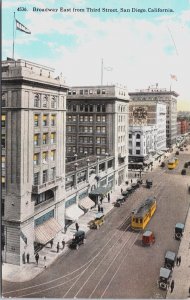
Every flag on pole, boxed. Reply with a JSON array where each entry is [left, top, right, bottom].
[[16, 19, 31, 34], [170, 74, 177, 81]]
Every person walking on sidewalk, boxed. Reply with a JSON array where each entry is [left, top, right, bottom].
[[170, 280, 175, 293], [178, 256, 181, 266], [121, 188, 123, 193], [62, 240, 65, 249], [108, 193, 110, 203], [26, 253, 30, 264], [131, 179, 133, 184], [50, 239, 53, 248], [75, 222, 79, 231], [176, 257, 179, 266], [100, 197, 103, 205], [35, 253, 39, 265], [57, 242, 60, 253], [98, 204, 101, 212]]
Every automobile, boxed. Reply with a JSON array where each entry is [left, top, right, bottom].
[[146, 179, 153, 189], [114, 196, 125, 207], [164, 250, 176, 270], [126, 187, 133, 194], [69, 230, 85, 249], [121, 190, 129, 199], [180, 147, 184, 151], [131, 182, 140, 190], [160, 162, 166, 168], [184, 162, 189, 168], [89, 213, 104, 229], [158, 267, 171, 290], [175, 223, 184, 240], [181, 169, 186, 175], [175, 151, 179, 155], [137, 179, 143, 185], [142, 230, 155, 246]]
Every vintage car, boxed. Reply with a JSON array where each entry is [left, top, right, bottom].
[[158, 267, 171, 290], [164, 250, 176, 270], [160, 162, 166, 168], [131, 182, 140, 190], [122, 190, 129, 198], [175, 223, 184, 240], [69, 230, 85, 250], [126, 187, 133, 194], [181, 169, 186, 175], [114, 196, 125, 207], [89, 213, 104, 229], [175, 151, 179, 155], [146, 179, 153, 189], [142, 230, 155, 246]]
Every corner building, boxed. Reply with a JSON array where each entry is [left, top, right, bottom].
[[2, 58, 68, 265], [66, 85, 130, 186]]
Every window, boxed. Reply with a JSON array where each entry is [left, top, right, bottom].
[[2, 199, 4, 216], [68, 136, 72, 143], [1, 115, 6, 127], [80, 90, 83, 95], [136, 150, 140, 155], [80, 116, 84, 122], [102, 89, 106, 95], [43, 115, 48, 126], [34, 115, 39, 127], [97, 89, 101, 94], [89, 147, 93, 154], [34, 94, 40, 107], [1, 134, 5, 148], [1, 156, 5, 169], [50, 150, 56, 161], [34, 134, 40, 146], [96, 148, 101, 154], [73, 104, 76, 111], [80, 104, 84, 111], [51, 133, 56, 144], [68, 146, 72, 152], [89, 137, 93, 143], [42, 133, 48, 145], [33, 153, 40, 165], [89, 90, 93, 94], [102, 127, 106, 133], [84, 116, 88, 122], [72, 115, 76, 122], [68, 90, 72, 95], [72, 90, 76, 95], [89, 116, 93, 122], [102, 116, 106, 122], [136, 142, 140, 147], [79, 147, 83, 153], [34, 172, 40, 185], [84, 90, 88, 95], [42, 152, 48, 163], [89, 127, 93, 133], [43, 95, 48, 108], [96, 116, 101, 122], [1, 176, 5, 189], [102, 105, 106, 112], [43, 170, 48, 183], [49, 168, 56, 180], [136, 134, 140, 139], [96, 137, 101, 144], [96, 126, 101, 133], [89, 105, 93, 112], [51, 96, 57, 108], [85, 105, 88, 112], [129, 134, 132, 139], [97, 105, 101, 112], [101, 148, 106, 154], [67, 125, 72, 132], [51, 115, 56, 126], [102, 137, 106, 144], [129, 149, 132, 155]]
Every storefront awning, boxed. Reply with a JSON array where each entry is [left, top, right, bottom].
[[89, 186, 111, 197], [65, 204, 84, 221], [35, 218, 62, 245], [79, 197, 95, 210]]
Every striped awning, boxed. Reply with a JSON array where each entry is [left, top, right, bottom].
[[79, 197, 95, 210], [35, 218, 62, 245], [65, 204, 84, 221]]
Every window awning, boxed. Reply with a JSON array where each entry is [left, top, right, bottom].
[[79, 197, 95, 210], [89, 186, 111, 197], [35, 218, 62, 245], [65, 204, 84, 221]]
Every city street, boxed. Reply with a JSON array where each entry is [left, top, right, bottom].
[[2, 149, 190, 298]]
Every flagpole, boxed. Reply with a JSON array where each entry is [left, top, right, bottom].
[[101, 58, 103, 85], [12, 12, 15, 59]]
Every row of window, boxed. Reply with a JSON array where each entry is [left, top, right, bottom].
[[118, 126, 126, 133], [67, 126, 107, 133], [129, 141, 141, 147], [67, 115, 106, 122], [118, 136, 126, 143], [129, 133, 141, 139], [129, 149, 141, 155], [67, 104, 106, 113], [68, 89, 107, 96], [118, 115, 126, 122], [34, 114, 56, 127], [34, 150, 56, 165], [33, 168, 56, 185], [34, 94, 58, 109], [34, 133, 56, 146], [66, 146, 107, 155]]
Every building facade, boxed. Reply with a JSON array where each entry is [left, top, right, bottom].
[[2, 58, 68, 265], [129, 87, 178, 147], [66, 85, 130, 186]]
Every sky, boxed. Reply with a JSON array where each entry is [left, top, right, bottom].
[[2, 0, 190, 111]]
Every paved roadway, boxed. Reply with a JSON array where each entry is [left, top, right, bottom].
[[2, 149, 190, 298]]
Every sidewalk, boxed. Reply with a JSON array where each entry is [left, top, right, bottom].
[[2, 181, 129, 283]]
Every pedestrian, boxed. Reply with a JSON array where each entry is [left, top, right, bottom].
[[100, 197, 103, 205], [57, 242, 60, 253], [44, 256, 46, 268], [98, 204, 101, 212], [108, 193, 110, 203], [135, 173, 136, 178], [75, 222, 79, 231], [178, 256, 181, 266], [62, 240, 65, 249], [170, 280, 174, 293], [131, 179, 133, 184], [26, 253, 30, 264], [121, 188, 123, 193], [50, 239, 53, 248], [22, 252, 26, 264], [176, 257, 179, 266], [35, 252, 39, 265], [101, 207, 104, 213]]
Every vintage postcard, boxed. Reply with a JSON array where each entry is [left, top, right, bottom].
[[2, 0, 190, 298]]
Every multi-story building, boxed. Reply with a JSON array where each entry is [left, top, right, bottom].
[[66, 85, 130, 186], [129, 87, 178, 147], [1, 58, 68, 265], [128, 101, 166, 167], [177, 119, 189, 134]]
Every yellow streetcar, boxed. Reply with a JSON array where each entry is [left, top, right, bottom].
[[131, 197, 157, 230], [167, 157, 179, 170]]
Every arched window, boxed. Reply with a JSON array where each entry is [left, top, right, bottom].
[[136, 134, 141, 139]]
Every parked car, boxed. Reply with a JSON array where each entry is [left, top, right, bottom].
[[142, 230, 155, 246], [146, 179, 153, 189], [181, 169, 186, 175], [184, 162, 188, 168], [126, 187, 133, 194], [131, 182, 140, 190], [180, 147, 184, 151], [175, 151, 179, 155], [158, 267, 171, 290], [164, 251, 176, 270], [69, 230, 85, 249], [175, 223, 184, 240], [89, 213, 104, 229], [122, 190, 129, 199], [114, 196, 125, 207], [160, 162, 166, 168]]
